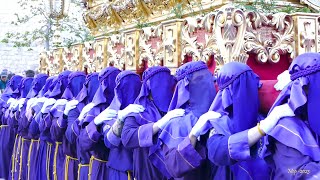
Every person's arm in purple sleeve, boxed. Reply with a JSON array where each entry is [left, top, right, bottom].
[[50, 116, 67, 141], [207, 130, 251, 166], [162, 137, 207, 178], [82, 108, 96, 124], [121, 116, 156, 149], [78, 121, 101, 151], [38, 105, 54, 132], [268, 138, 320, 179], [105, 119, 123, 147], [65, 108, 80, 144], [29, 117, 40, 138], [103, 123, 117, 149]]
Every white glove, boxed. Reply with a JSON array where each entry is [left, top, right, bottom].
[[64, 100, 79, 116], [154, 109, 185, 130], [9, 99, 19, 111], [260, 103, 295, 134], [18, 98, 26, 111], [7, 98, 16, 105], [118, 104, 145, 122], [78, 103, 95, 121], [50, 99, 68, 111], [26, 98, 37, 110], [190, 111, 221, 138], [94, 108, 118, 125], [31, 97, 47, 108], [41, 98, 56, 113], [274, 70, 291, 91]]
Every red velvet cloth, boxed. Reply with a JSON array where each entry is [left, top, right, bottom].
[[247, 53, 291, 113], [246, 53, 291, 80], [258, 80, 280, 114], [207, 55, 216, 74]]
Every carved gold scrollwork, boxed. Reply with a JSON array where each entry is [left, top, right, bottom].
[[200, 13, 219, 63], [244, 12, 294, 63], [215, 5, 246, 63], [181, 17, 202, 61], [163, 27, 176, 63], [139, 25, 163, 68], [269, 13, 294, 61], [181, 13, 220, 64]]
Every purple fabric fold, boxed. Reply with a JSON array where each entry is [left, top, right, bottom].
[[44, 77, 59, 98], [61, 71, 86, 100], [209, 62, 260, 134], [38, 76, 55, 98], [76, 73, 99, 112], [109, 71, 141, 111], [48, 70, 72, 98], [91, 67, 121, 106], [26, 74, 48, 99], [133, 66, 176, 125], [13, 77, 34, 98]]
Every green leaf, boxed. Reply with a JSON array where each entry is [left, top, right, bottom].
[[1, 38, 9, 43]]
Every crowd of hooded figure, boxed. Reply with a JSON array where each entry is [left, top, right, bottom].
[[0, 52, 319, 180]]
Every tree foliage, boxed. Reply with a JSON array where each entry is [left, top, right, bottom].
[[1, 0, 93, 50], [235, 0, 317, 14]]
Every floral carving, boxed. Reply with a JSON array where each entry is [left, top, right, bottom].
[[244, 12, 294, 63], [107, 34, 125, 70], [139, 25, 163, 67], [181, 13, 220, 63], [215, 5, 246, 63]]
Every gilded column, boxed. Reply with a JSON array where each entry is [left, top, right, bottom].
[[161, 19, 184, 74], [123, 29, 141, 72], [292, 13, 318, 56], [94, 36, 108, 71]]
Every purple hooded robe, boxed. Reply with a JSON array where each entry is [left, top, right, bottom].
[[50, 71, 86, 180], [66, 72, 99, 180], [0, 75, 23, 179], [261, 52, 320, 179], [205, 62, 270, 179], [78, 67, 120, 180], [158, 61, 217, 180], [102, 70, 141, 180], [121, 66, 176, 180]]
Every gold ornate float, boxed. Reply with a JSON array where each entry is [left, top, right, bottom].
[[39, 0, 320, 77]]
